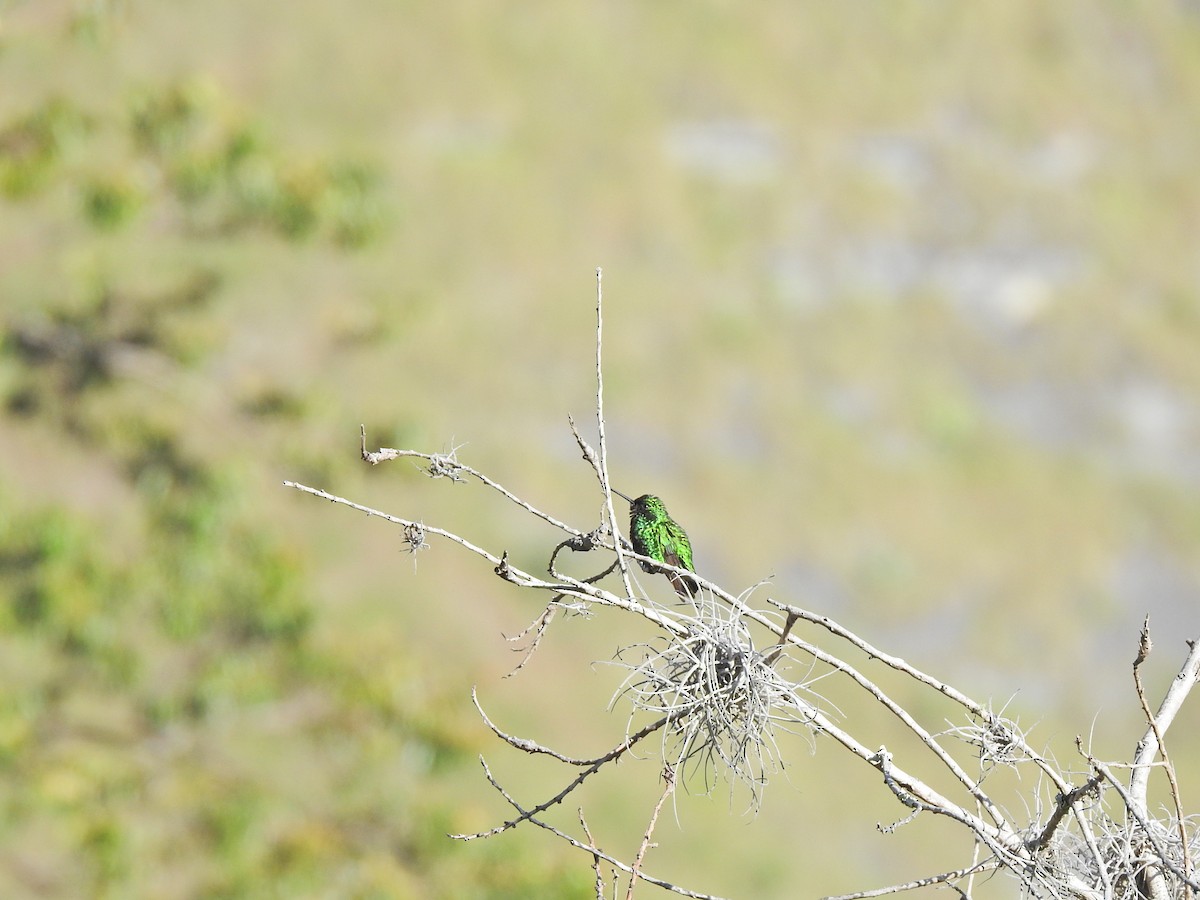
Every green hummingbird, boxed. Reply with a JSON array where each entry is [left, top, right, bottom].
[[611, 489, 699, 597]]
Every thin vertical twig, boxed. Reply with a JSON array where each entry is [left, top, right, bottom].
[[593, 267, 635, 599], [1131, 619, 1194, 899], [580, 809, 607, 900], [626, 765, 676, 900], [1129, 632, 1200, 800]]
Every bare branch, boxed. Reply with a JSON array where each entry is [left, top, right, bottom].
[[1087, 750, 1200, 891], [288, 278, 1200, 898], [283, 480, 506, 564], [1026, 775, 1103, 852], [452, 705, 685, 841], [472, 686, 677, 767], [359, 424, 585, 537], [821, 859, 998, 900], [1130, 619, 1197, 899], [590, 268, 638, 609], [470, 757, 729, 900], [767, 602, 1017, 838], [503, 602, 558, 678], [1130, 624, 1200, 802], [627, 766, 675, 900], [579, 810, 608, 900], [771, 601, 1071, 797]]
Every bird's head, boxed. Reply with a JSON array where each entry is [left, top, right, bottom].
[[611, 490, 665, 517]]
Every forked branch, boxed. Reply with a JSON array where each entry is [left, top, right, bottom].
[[286, 272, 1200, 898]]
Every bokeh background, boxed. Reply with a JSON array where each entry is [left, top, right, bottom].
[[4, 1, 1200, 897]]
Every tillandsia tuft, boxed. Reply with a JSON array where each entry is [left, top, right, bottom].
[[609, 598, 825, 812]]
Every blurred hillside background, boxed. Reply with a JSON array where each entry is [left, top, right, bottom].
[[3, 1, 1200, 897]]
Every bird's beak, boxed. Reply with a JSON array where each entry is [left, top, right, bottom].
[[610, 488, 633, 504]]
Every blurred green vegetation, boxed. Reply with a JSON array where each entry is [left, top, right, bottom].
[[0, 7, 583, 898], [1, 78, 387, 244], [4, 1, 1200, 897]]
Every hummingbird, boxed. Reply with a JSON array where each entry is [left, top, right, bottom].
[[611, 489, 700, 597]]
